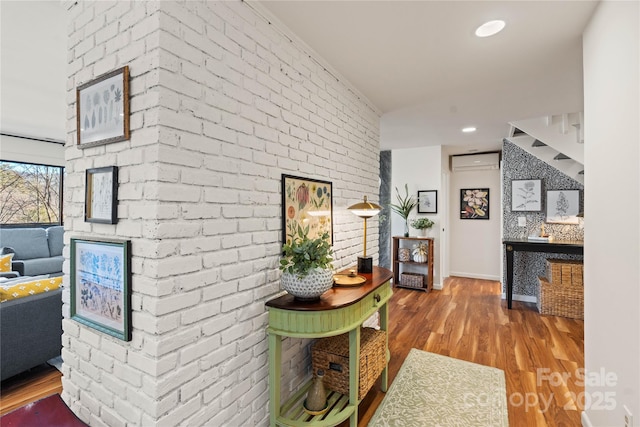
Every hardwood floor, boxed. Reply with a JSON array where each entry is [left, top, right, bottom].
[[0, 363, 62, 416], [354, 276, 584, 427], [1, 277, 584, 426]]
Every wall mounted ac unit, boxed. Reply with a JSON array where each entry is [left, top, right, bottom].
[[451, 153, 500, 172]]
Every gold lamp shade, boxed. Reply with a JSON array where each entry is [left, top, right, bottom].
[[348, 196, 381, 273]]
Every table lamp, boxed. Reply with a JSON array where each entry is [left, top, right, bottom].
[[348, 195, 381, 273]]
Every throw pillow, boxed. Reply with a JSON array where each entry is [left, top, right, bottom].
[[0, 276, 62, 303], [0, 253, 14, 272]]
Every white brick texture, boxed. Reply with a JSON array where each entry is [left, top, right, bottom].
[[63, 1, 380, 426]]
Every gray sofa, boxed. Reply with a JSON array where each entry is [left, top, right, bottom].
[[0, 226, 64, 277], [0, 287, 63, 381]]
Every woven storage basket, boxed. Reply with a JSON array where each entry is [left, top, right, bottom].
[[546, 259, 584, 285], [311, 327, 386, 400], [537, 276, 584, 320], [400, 272, 425, 289]]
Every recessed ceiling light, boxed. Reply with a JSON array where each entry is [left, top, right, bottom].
[[475, 20, 506, 37], [462, 127, 477, 133]]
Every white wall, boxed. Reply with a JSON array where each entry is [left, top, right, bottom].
[[391, 146, 443, 287], [0, 1, 67, 141], [448, 165, 501, 281], [583, 1, 640, 426]]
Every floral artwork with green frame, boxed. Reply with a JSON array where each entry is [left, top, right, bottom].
[[70, 238, 131, 341], [281, 174, 333, 246], [460, 188, 490, 220]]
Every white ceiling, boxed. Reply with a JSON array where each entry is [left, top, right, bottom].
[[258, 0, 599, 153]]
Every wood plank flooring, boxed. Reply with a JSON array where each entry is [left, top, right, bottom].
[[354, 276, 584, 427], [0, 363, 62, 416], [1, 277, 584, 426]]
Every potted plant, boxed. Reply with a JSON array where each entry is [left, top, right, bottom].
[[410, 217, 435, 237], [389, 184, 417, 237], [279, 224, 334, 301]]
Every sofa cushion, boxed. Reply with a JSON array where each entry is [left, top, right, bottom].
[[0, 253, 13, 272], [0, 228, 50, 259], [47, 226, 64, 257], [0, 275, 49, 288], [0, 276, 61, 302], [16, 256, 64, 277], [0, 287, 63, 381]]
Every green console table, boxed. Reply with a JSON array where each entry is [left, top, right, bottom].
[[266, 266, 393, 427]]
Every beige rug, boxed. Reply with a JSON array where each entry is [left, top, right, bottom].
[[369, 349, 509, 426]]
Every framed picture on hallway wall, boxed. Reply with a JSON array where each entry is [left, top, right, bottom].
[[417, 190, 437, 213], [70, 238, 132, 341], [85, 166, 118, 224], [76, 66, 130, 148], [511, 179, 542, 212], [460, 188, 490, 219], [546, 190, 580, 224], [281, 174, 333, 246]]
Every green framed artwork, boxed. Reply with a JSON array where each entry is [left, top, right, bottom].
[[281, 174, 333, 246], [70, 238, 132, 341]]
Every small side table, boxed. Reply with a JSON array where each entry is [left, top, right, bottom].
[[265, 266, 393, 427]]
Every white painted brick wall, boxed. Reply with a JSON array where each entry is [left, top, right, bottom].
[[64, 1, 380, 425]]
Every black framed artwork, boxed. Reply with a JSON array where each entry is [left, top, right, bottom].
[[85, 166, 118, 224], [281, 174, 333, 246], [417, 190, 437, 214], [460, 188, 490, 220]]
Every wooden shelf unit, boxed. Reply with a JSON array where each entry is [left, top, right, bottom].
[[392, 236, 434, 292]]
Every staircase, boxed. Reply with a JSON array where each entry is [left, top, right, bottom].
[[504, 113, 584, 185]]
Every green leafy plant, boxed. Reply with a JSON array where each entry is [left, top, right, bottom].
[[410, 217, 434, 229], [279, 224, 333, 278], [389, 184, 417, 221], [390, 184, 417, 236]]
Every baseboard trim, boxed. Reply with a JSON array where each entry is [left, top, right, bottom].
[[581, 411, 593, 427], [501, 293, 537, 304], [449, 272, 501, 281], [433, 282, 443, 290]]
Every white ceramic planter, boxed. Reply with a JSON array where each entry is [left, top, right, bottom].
[[281, 268, 334, 301]]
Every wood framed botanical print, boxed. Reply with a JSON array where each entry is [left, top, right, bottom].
[[417, 190, 438, 214], [76, 66, 130, 148], [460, 188, 490, 220], [546, 190, 580, 224], [281, 174, 333, 246], [85, 166, 118, 224], [70, 238, 132, 341], [511, 179, 542, 212]]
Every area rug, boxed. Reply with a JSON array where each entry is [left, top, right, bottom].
[[369, 348, 509, 427], [0, 394, 87, 426]]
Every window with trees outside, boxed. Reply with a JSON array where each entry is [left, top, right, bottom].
[[0, 160, 64, 226]]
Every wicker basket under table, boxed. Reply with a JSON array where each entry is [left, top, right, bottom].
[[537, 276, 584, 320], [546, 259, 584, 285], [311, 327, 387, 400]]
